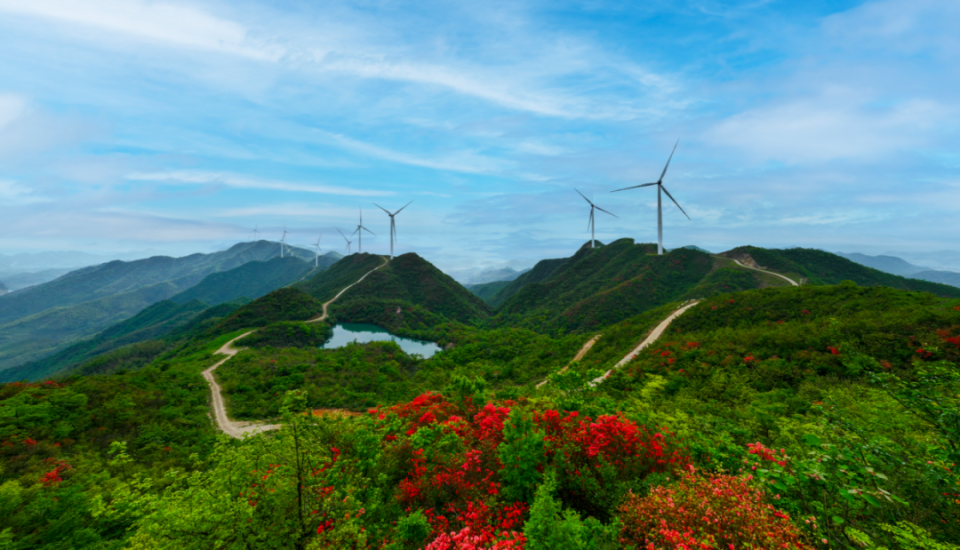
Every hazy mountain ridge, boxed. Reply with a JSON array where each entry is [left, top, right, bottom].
[[837, 251, 960, 289]]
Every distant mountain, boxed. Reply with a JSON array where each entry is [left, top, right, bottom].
[[448, 265, 530, 285], [0, 249, 166, 272], [835, 252, 927, 276], [0, 280, 6, 295], [881, 249, 960, 272], [170, 255, 322, 306], [912, 270, 960, 288], [466, 280, 512, 304], [0, 268, 76, 292], [0, 241, 328, 374]]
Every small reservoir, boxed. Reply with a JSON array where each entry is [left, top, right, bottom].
[[322, 323, 442, 358]]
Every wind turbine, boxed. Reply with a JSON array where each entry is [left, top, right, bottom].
[[313, 235, 323, 267], [337, 228, 353, 255], [352, 208, 375, 253], [250, 224, 261, 241], [611, 139, 690, 255], [280, 227, 289, 258], [575, 189, 617, 249], [374, 200, 413, 259]]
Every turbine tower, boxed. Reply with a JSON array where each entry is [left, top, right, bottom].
[[313, 235, 322, 267], [337, 228, 353, 255], [280, 227, 289, 258], [611, 139, 690, 255], [351, 208, 375, 253], [250, 224, 261, 241], [575, 189, 617, 249], [374, 200, 413, 260]]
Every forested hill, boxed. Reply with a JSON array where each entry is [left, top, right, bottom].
[[490, 239, 778, 333], [169, 255, 316, 306], [296, 252, 385, 301], [332, 252, 492, 323], [724, 246, 960, 297]]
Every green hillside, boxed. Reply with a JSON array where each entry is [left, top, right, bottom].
[[169, 255, 313, 306], [487, 255, 571, 308], [0, 249, 323, 375], [723, 246, 960, 296], [466, 279, 512, 304], [296, 252, 385, 302], [0, 300, 245, 382], [212, 287, 325, 335], [331, 252, 492, 323], [492, 240, 760, 333]]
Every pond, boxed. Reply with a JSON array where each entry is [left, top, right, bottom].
[[321, 323, 442, 358]]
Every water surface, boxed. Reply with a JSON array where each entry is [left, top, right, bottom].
[[322, 323, 441, 358]]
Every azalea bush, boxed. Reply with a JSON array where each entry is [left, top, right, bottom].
[[618, 467, 813, 549]]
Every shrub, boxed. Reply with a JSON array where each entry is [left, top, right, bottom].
[[618, 468, 813, 549]]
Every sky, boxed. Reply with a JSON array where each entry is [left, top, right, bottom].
[[1, 0, 958, 272]]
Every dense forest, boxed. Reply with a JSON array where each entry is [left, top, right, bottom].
[[2, 244, 958, 549]]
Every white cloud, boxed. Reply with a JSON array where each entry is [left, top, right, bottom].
[[0, 0, 282, 60], [126, 171, 393, 197], [316, 131, 508, 174], [0, 93, 29, 129], [0, 180, 50, 205], [703, 95, 946, 163]]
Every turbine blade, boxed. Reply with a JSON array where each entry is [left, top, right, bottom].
[[374, 203, 391, 215], [595, 205, 618, 218], [575, 188, 593, 206], [611, 183, 657, 192], [395, 200, 414, 215], [362, 226, 376, 235], [659, 139, 679, 182], [660, 185, 691, 220]]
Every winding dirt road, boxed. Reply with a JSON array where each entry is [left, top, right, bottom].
[[731, 259, 799, 287], [589, 300, 700, 386], [203, 256, 389, 438], [306, 256, 389, 324], [202, 332, 281, 438]]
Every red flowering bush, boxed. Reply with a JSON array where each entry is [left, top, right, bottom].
[[618, 467, 813, 550]]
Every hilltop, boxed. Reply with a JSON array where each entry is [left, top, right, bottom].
[[723, 246, 960, 295]]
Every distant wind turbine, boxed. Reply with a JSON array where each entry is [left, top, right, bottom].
[[280, 227, 289, 258], [313, 235, 323, 267], [374, 201, 413, 259], [575, 189, 617, 249], [611, 139, 690, 255], [337, 228, 353, 255], [352, 208, 375, 253], [250, 224, 261, 241]]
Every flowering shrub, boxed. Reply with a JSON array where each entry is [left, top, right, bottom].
[[618, 467, 813, 549]]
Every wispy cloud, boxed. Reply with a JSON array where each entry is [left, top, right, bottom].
[[0, 0, 282, 60], [126, 171, 393, 197]]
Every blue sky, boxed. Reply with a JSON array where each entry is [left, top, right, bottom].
[[0, 0, 957, 271]]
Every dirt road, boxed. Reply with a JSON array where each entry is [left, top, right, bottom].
[[202, 332, 281, 438]]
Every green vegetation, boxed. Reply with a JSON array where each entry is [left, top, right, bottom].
[[724, 246, 960, 296], [466, 280, 512, 304], [235, 321, 332, 349], [331, 253, 492, 323], [3, 242, 960, 550], [169, 256, 313, 306], [213, 288, 324, 335]]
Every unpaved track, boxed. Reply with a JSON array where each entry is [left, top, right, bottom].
[[731, 259, 799, 287], [536, 334, 601, 389], [202, 332, 281, 438], [307, 256, 389, 324], [589, 300, 700, 386], [202, 256, 389, 438]]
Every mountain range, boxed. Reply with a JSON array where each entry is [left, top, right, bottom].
[[0, 241, 340, 376], [836, 251, 960, 288]]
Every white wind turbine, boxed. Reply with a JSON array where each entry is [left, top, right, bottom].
[[575, 189, 617, 249], [337, 228, 353, 255], [611, 139, 690, 255], [374, 200, 413, 259], [280, 227, 289, 258], [250, 224, 261, 241], [312, 235, 323, 267], [352, 208, 375, 253]]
